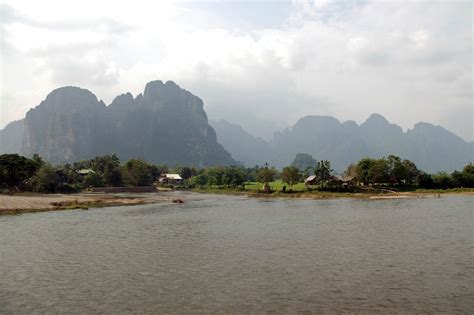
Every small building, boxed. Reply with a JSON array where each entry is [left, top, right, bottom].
[[328, 175, 356, 188], [305, 175, 318, 186], [77, 169, 95, 176], [159, 173, 183, 185]]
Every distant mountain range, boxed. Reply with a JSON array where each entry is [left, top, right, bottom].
[[211, 114, 473, 172], [0, 81, 235, 166], [1, 80, 472, 172]]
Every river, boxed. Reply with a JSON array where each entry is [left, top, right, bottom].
[[0, 193, 472, 313]]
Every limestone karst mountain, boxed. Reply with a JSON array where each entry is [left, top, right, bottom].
[[1, 82, 472, 171], [212, 114, 473, 172], [0, 81, 236, 166]]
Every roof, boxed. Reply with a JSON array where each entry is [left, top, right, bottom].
[[77, 169, 95, 175], [164, 174, 182, 180], [305, 175, 317, 183], [330, 175, 355, 182]]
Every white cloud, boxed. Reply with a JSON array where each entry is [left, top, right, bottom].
[[0, 0, 472, 141]]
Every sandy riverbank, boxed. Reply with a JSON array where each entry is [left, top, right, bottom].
[[192, 188, 474, 200], [0, 192, 180, 215]]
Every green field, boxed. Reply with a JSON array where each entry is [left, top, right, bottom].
[[244, 180, 307, 192]]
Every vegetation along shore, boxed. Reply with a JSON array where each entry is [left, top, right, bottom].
[[1, 152, 473, 214]]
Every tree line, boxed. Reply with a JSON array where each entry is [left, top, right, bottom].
[[0, 153, 473, 194]]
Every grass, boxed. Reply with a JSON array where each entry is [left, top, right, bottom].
[[192, 181, 474, 200], [244, 180, 307, 192]]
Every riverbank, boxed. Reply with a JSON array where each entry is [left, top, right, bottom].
[[0, 192, 176, 215], [192, 187, 474, 200]]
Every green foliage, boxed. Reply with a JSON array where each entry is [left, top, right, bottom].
[[281, 166, 301, 190], [356, 158, 374, 185], [354, 155, 419, 186], [32, 153, 45, 167], [177, 166, 193, 180], [256, 166, 277, 184], [222, 166, 246, 188], [314, 160, 333, 185], [33, 163, 60, 193], [1, 153, 471, 194], [90, 154, 123, 187], [0, 154, 39, 189], [83, 172, 104, 187], [368, 158, 390, 184], [189, 174, 208, 188], [205, 167, 225, 186], [122, 159, 154, 186], [416, 172, 434, 189], [432, 172, 453, 189]]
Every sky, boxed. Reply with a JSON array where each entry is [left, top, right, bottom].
[[0, 0, 472, 141]]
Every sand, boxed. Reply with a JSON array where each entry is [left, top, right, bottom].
[[0, 193, 175, 214]]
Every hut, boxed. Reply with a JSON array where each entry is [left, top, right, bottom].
[[305, 175, 318, 186], [328, 175, 356, 188], [159, 174, 183, 185], [76, 169, 95, 176]]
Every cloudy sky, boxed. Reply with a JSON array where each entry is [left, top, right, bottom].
[[0, 0, 472, 140]]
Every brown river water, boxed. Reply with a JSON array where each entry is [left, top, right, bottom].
[[0, 192, 473, 313]]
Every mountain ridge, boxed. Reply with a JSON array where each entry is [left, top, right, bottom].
[[0, 81, 236, 167], [212, 114, 473, 172], [1, 83, 472, 172]]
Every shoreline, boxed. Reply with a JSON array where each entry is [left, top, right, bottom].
[[191, 187, 474, 200], [0, 192, 177, 215], [1, 188, 473, 215]]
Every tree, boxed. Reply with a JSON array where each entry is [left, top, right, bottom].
[[356, 158, 374, 185], [32, 153, 45, 167], [401, 159, 419, 185], [256, 166, 277, 184], [387, 155, 404, 185], [83, 172, 104, 187], [451, 163, 474, 188], [206, 167, 225, 187], [122, 159, 153, 186], [90, 154, 122, 186], [33, 163, 60, 193], [178, 167, 193, 180], [256, 165, 277, 193], [369, 158, 390, 185], [221, 167, 245, 188], [314, 160, 332, 186], [416, 172, 434, 189], [281, 166, 301, 191], [461, 163, 474, 187], [432, 172, 453, 189], [344, 163, 356, 177], [0, 154, 39, 189], [189, 174, 208, 188]]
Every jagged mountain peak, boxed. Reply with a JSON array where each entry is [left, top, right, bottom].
[[361, 113, 403, 134], [109, 92, 135, 109], [0, 80, 235, 166]]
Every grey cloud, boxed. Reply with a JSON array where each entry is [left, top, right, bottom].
[[40, 56, 120, 87]]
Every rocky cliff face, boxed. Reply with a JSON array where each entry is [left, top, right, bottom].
[[1, 81, 236, 166], [0, 120, 24, 154], [21, 87, 109, 164]]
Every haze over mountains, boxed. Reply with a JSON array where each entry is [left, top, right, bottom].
[[0, 81, 235, 167], [0, 80, 472, 172], [212, 114, 473, 173]]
